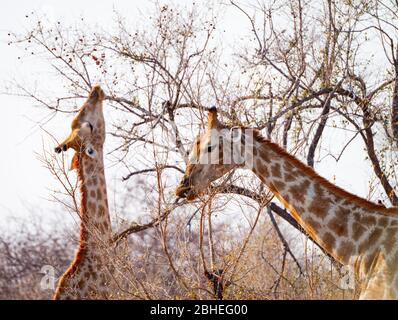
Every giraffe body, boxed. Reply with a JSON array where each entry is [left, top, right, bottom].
[[54, 86, 116, 299], [176, 108, 398, 299]]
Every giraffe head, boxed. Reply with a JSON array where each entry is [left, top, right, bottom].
[[54, 85, 106, 169], [176, 107, 249, 200]]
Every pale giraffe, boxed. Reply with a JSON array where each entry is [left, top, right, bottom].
[[53, 85, 115, 299], [175, 107, 398, 299]]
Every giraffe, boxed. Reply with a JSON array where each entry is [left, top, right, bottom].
[[175, 107, 398, 299], [53, 85, 116, 299]]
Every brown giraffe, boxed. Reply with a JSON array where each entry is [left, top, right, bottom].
[[53, 85, 115, 299], [176, 107, 398, 299]]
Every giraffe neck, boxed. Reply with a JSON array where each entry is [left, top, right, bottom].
[[54, 148, 113, 299], [243, 132, 398, 270], [78, 148, 112, 245], [231, 130, 398, 298]]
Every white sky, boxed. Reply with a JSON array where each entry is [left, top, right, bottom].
[[0, 0, 376, 228]]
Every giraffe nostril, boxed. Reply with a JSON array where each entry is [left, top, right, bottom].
[[54, 147, 62, 153], [62, 144, 68, 151]]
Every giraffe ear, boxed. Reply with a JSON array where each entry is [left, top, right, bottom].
[[70, 152, 79, 171], [208, 106, 220, 129]]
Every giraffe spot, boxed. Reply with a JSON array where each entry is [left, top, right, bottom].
[[383, 228, 397, 252], [98, 204, 105, 215], [86, 164, 94, 173], [289, 180, 304, 203], [314, 184, 324, 198], [88, 201, 97, 212], [308, 185, 330, 219], [328, 208, 350, 237], [306, 216, 321, 230], [84, 271, 91, 279], [283, 161, 295, 172], [284, 172, 297, 182], [361, 215, 377, 226], [338, 240, 355, 259], [89, 177, 98, 185], [295, 205, 305, 214], [273, 179, 286, 191], [258, 149, 270, 162], [337, 206, 351, 217], [90, 190, 96, 198], [358, 227, 383, 253], [255, 159, 269, 177], [102, 220, 109, 229], [322, 232, 336, 252], [378, 217, 389, 228], [368, 227, 383, 244], [308, 200, 329, 219], [87, 264, 94, 274], [77, 279, 86, 290], [299, 179, 311, 194], [97, 189, 103, 201], [288, 184, 305, 204], [352, 222, 366, 241], [271, 163, 282, 178]]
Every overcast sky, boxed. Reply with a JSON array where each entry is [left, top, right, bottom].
[[0, 0, 376, 228]]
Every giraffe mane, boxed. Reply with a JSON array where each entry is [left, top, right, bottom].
[[252, 129, 398, 215]]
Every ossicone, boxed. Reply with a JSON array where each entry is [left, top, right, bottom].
[[209, 106, 217, 112], [207, 106, 221, 129]]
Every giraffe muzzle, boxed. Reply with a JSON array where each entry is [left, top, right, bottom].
[[176, 177, 192, 198], [54, 144, 68, 153], [175, 185, 190, 198], [175, 182, 198, 201]]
